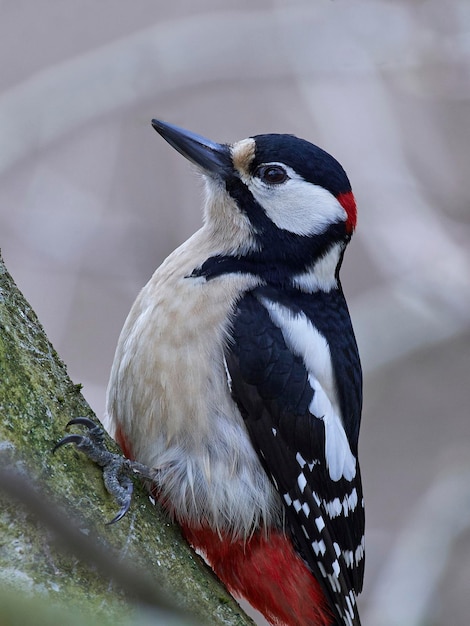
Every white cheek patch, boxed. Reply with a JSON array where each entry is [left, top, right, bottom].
[[247, 165, 347, 236], [260, 297, 357, 482]]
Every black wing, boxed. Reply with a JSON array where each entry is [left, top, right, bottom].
[[225, 287, 364, 626]]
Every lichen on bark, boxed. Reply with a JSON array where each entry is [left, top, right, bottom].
[[0, 251, 253, 626]]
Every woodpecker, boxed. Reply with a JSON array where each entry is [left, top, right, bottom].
[[61, 121, 364, 626]]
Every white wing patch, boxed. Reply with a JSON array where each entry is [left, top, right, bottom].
[[259, 297, 356, 482], [310, 372, 357, 482]]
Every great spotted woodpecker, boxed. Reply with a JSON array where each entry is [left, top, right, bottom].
[[59, 121, 364, 626]]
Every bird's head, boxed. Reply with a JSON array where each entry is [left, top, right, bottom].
[[152, 120, 356, 287]]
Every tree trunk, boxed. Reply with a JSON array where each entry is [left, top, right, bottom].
[[0, 251, 253, 626]]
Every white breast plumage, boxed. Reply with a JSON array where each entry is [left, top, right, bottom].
[[106, 227, 282, 536]]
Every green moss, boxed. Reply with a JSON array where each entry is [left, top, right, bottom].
[[0, 253, 253, 626]]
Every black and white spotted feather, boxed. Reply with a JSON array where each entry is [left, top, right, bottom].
[[225, 285, 364, 626]]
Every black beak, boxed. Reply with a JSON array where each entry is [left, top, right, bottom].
[[151, 119, 232, 177]]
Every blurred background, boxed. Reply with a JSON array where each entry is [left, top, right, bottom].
[[1, 1, 469, 624]]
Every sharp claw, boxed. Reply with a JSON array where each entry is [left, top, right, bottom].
[[53, 434, 85, 453], [107, 501, 132, 525], [66, 417, 100, 430], [54, 418, 149, 524]]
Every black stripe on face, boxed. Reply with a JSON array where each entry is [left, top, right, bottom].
[[194, 171, 349, 284]]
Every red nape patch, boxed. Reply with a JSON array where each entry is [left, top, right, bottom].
[[337, 191, 357, 234], [115, 423, 134, 460], [182, 525, 334, 626]]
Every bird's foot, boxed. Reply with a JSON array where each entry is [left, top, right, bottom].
[[54, 417, 154, 524]]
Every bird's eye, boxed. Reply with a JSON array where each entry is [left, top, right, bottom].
[[255, 164, 289, 185]]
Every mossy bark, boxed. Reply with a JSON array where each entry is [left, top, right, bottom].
[[0, 251, 253, 626]]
